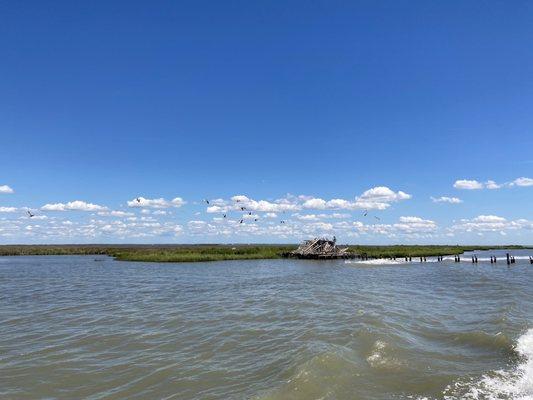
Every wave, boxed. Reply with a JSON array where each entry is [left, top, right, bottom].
[[443, 328, 533, 399], [451, 331, 515, 353], [254, 346, 361, 400], [366, 340, 406, 370]]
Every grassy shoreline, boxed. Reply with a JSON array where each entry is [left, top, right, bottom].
[[0, 244, 530, 263]]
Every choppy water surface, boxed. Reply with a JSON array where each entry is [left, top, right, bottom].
[[1, 249, 532, 400]]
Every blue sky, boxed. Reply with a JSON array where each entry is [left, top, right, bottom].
[[1, 1, 532, 244]]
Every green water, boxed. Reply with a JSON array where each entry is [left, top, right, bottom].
[[1, 250, 532, 399]]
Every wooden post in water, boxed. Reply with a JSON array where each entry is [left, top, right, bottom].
[[506, 253, 511, 266]]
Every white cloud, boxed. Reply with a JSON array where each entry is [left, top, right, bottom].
[[485, 180, 502, 190], [42, 200, 107, 212], [0, 206, 18, 212], [454, 177, 533, 190], [350, 216, 438, 238], [127, 197, 186, 209], [431, 196, 463, 204], [219, 187, 412, 215], [454, 179, 484, 190], [395, 216, 437, 233], [451, 215, 533, 233], [303, 198, 327, 209], [208, 195, 300, 213], [0, 185, 14, 194], [97, 210, 134, 217], [359, 186, 411, 202], [511, 177, 533, 187], [153, 210, 169, 215], [294, 213, 320, 221], [293, 213, 351, 221]]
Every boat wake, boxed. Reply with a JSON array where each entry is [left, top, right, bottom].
[[345, 259, 408, 266], [442, 328, 533, 399], [345, 255, 533, 266]]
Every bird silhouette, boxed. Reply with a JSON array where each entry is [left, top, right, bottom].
[[363, 210, 368, 216], [136, 198, 141, 203], [240, 206, 246, 211], [223, 214, 226, 218], [27, 211, 35, 218], [374, 216, 381, 221], [239, 219, 244, 224], [204, 199, 210, 204]]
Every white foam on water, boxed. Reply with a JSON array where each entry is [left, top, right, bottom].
[[443, 328, 533, 400], [345, 259, 407, 266], [346, 255, 533, 266]]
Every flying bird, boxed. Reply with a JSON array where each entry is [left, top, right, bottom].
[[248, 212, 252, 215], [136, 198, 141, 203], [280, 220, 285, 224], [239, 219, 244, 224], [27, 211, 34, 218], [223, 214, 227, 218], [204, 199, 210, 204], [240, 206, 246, 211], [363, 210, 368, 217], [254, 218, 258, 222], [374, 216, 381, 221]]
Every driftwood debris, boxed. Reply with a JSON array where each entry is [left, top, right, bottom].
[[284, 237, 356, 259]]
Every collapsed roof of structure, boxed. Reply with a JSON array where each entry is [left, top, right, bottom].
[[285, 237, 356, 259]]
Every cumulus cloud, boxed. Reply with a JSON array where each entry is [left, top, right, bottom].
[[454, 177, 533, 190], [207, 195, 300, 213], [42, 200, 107, 212], [511, 177, 533, 187], [431, 196, 463, 204], [454, 179, 484, 190], [127, 197, 186, 209], [303, 198, 327, 209], [485, 180, 502, 190], [352, 216, 437, 237], [451, 215, 533, 233], [394, 216, 437, 233], [355, 186, 411, 209], [0, 206, 18, 212], [293, 213, 351, 221], [212, 187, 411, 215], [0, 185, 14, 194], [97, 210, 134, 217]]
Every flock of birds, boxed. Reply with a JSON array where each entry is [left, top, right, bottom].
[[204, 198, 285, 225], [202, 199, 381, 225], [23, 198, 383, 225]]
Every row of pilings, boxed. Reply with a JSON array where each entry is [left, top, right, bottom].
[[357, 253, 532, 265]]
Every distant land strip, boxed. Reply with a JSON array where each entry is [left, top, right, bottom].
[[0, 244, 531, 263]]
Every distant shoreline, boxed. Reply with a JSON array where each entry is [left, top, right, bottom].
[[0, 244, 531, 263]]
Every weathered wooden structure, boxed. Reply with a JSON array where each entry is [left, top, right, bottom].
[[284, 237, 356, 259]]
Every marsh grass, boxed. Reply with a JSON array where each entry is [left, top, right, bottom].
[[0, 244, 529, 263]]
